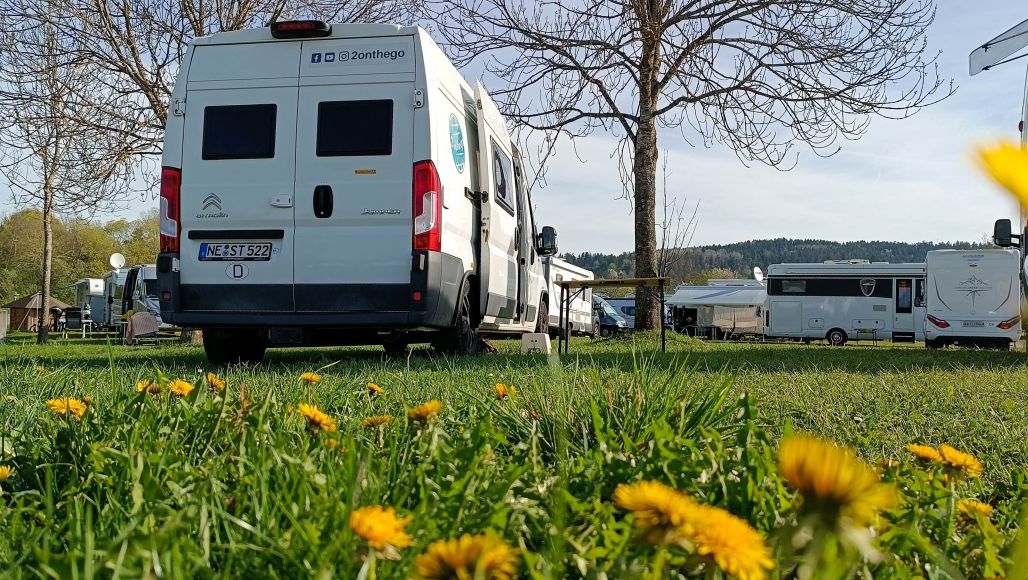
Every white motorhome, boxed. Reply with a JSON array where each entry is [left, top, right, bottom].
[[766, 262, 927, 345], [667, 279, 767, 339], [543, 257, 595, 337], [155, 21, 558, 363], [60, 278, 106, 320], [924, 249, 1021, 349]]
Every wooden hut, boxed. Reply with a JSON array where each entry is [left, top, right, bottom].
[[2, 293, 70, 332]]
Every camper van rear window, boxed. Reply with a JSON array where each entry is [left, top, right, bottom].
[[202, 104, 277, 160], [317, 100, 393, 157]]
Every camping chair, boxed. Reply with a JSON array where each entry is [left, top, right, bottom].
[[125, 311, 160, 346], [63, 308, 82, 339]]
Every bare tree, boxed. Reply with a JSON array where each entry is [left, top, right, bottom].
[[429, 0, 951, 330], [656, 158, 699, 284], [0, 5, 133, 343]]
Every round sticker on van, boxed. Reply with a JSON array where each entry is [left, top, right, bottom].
[[449, 114, 465, 173]]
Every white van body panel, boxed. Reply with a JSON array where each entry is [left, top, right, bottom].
[[925, 249, 1021, 344], [766, 262, 927, 343], [157, 23, 547, 349], [544, 257, 594, 334]]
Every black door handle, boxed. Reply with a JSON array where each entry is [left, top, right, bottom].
[[313, 185, 333, 218]]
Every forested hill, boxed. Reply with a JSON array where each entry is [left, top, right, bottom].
[[562, 238, 988, 281]]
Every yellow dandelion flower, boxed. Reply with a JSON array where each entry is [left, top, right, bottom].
[[296, 403, 337, 433], [363, 415, 394, 428], [136, 379, 160, 394], [326, 438, 339, 448], [368, 382, 384, 395], [690, 505, 775, 580], [778, 434, 896, 525], [957, 499, 993, 518], [300, 371, 321, 384], [414, 531, 520, 580], [408, 400, 443, 422], [613, 480, 702, 541], [349, 506, 413, 552], [0, 465, 14, 482], [976, 140, 1028, 207], [906, 443, 943, 463], [938, 444, 983, 479], [33, 365, 45, 374], [45, 397, 87, 421], [167, 379, 194, 398], [494, 383, 518, 400], [206, 372, 226, 391], [82, 395, 94, 406]]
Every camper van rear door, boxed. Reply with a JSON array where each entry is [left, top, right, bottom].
[[474, 81, 520, 322], [180, 42, 302, 311], [293, 37, 416, 311]]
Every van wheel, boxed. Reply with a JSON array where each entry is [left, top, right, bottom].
[[383, 337, 408, 357], [535, 298, 548, 334], [433, 280, 479, 355], [926, 338, 943, 350], [826, 329, 847, 347], [203, 329, 266, 365]]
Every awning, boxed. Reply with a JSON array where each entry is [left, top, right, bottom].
[[666, 286, 767, 307]]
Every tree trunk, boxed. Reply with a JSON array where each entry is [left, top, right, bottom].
[[37, 191, 53, 344], [632, 12, 662, 332]]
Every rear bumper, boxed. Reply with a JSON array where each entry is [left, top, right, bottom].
[[157, 251, 464, 331]]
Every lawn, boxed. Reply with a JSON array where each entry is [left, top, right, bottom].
[[0, 333, 1025, 577]]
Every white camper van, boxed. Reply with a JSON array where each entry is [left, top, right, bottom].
[[156, 21, 558, 363], [543, 257, 595, 337], [767, 262, 927, 345], [924, 249, 1021, 349]]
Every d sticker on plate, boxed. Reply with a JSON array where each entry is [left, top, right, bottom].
[[226, 263, 249, 280]]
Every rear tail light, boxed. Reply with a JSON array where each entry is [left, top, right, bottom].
[[997, 315, 1021, 329], [413, 160, 441, 252], [926, 314, 950, 329], [159, 167, 181, 253]]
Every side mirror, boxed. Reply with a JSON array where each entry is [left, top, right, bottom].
[[537, 226, 558, 256], [994, 219, 1013, 247]]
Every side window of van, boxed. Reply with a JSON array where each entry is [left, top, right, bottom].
[[491, 139, 515, 215], [317, 100, 393, 156], [203, 104, 277, 160]]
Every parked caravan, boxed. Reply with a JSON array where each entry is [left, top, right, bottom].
[[102, 268, 129, 327], [156, 21, 558, 363], [766, 262, 927, 345], [61, 278, 106, 324], [543, 257, 595, 337], [667, 279, 766, 339], [924, 249, 1021, 349]]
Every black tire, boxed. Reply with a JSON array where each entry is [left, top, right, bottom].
[[535, 297, 548, 334], [826, 328, 847, 347], [203, 329, 266, 365], [925, 338, 943, 350], [433, 280, 479, 355], [600, 327, 610, 337]]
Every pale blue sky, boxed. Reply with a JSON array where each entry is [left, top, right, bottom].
[[4, 3, 1026, 255]]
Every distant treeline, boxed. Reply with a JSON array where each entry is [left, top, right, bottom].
[[563, 238, 989, 283]]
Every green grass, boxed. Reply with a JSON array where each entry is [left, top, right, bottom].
[[0, 332, 1025, 577], [4, 333, 1026, 494]]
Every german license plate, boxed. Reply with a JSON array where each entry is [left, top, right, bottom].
[[198, 242, 272, 261], [961, 321, 986, 327]]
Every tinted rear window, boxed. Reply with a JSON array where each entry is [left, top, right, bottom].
[[317, 100, 393, 156], [202, 104, 277, 160]]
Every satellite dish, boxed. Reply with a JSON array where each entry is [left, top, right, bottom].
[[109, 252, 126, 270], [753, 267, 764, 283]]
